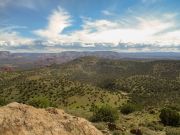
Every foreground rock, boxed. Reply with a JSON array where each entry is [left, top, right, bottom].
[[0, 102, 103, 135]]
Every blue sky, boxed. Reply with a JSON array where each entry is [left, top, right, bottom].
[[0, 0, 180, 52]]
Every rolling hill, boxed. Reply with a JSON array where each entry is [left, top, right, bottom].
[[0, 56, 180, 134]]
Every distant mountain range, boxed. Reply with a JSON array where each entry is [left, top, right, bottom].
[[0, 51, 180, 70]]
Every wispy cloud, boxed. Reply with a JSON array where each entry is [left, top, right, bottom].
[[33, 7, 72, 40], [0, 25, 27, 32], [0, 0, 48, 10], [142, 0, 161, 4], [67, 13, 178, 45], [0, 25, 32, 48], [102, 10, 116, 16], [32, 7, 180, 45]]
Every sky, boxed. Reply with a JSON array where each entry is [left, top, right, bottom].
[[0, 0, 180, 52]]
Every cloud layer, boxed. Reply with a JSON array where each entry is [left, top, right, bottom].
[[0, 0, 180, 52], [33, 7, 180, 45]]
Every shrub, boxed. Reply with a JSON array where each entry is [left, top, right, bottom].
[[93, 123, 106, 130], [166, 104, 180, 111], [91, 105, 119, 122], [89, 104, 98, 112], [0, 98, 7, 106], [159, 108, 180, 126], [27, 96, 53, 108], [166, 128, 180, 135], [146, 121, 164, 131], [120, 103, 139, 115], [112, 131, 122, 135]]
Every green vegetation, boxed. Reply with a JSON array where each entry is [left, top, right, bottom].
[[160, 108, 180, 126], [91, 105, 119, 122], [120, 103, 140, 115], [58, 57, 180, 107], [112, 131, 121, 135], [146, 121, 164, 131], [166, 128, 180, 135], [0, 98, 7, 106], [0, 57, 180, 134], [27, 96, 53, 108]]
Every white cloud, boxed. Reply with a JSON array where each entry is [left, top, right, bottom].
[[31, 9, 180, 51], [0, 25, 27, 32], [0, 6, 180, 52], [102, 10, 115, 16], [33, 8, 178, 46], [33, 7, 72, 40], [67, 15, 178, 45], [0, 25, 33, 47]]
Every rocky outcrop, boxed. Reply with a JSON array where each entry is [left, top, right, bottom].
[[0, 102, 103, 135]]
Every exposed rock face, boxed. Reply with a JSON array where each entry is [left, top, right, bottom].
[[0, 102, 103, 135]]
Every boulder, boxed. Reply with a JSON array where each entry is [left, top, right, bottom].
[[0, 102, 103, 135]]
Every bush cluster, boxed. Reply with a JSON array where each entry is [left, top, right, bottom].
[[166, 128, 180, 135], [0, 98, 7, 106], [146, 121, 164, 131], [120, 103, 140, 115], [27, 96, 55, 108], [91, 104, 119, 122], [159, 108, 180, 126]]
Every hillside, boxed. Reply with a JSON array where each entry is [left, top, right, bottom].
[[1, 51, 180, 70], [0, 56, 180, 135], [0, 67, 127, 119], [54, 57, 180, 106], [1, 57, 180, 107]]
